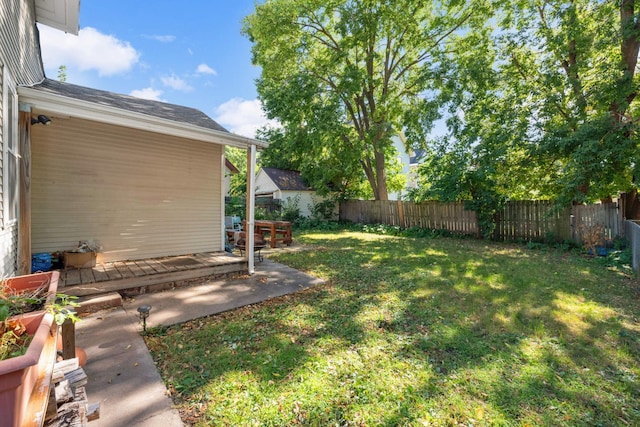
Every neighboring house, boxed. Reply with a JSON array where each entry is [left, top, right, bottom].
[[255, 167, 333, 218], [388, 134, 412, 201], [407, 148, 425, 191], [1, 0, 266, 276], [224, 159, 240, 198]]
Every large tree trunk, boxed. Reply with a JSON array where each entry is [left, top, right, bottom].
[[375, 149, 388, 201], [361, 151, 389, 200], [612, 0, 640, 119], [361, 158, 379, 199]]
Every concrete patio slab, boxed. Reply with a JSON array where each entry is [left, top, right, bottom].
[[74, 259, 324, 426]]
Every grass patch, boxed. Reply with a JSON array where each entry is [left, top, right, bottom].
[[145, 230, 640, 426]]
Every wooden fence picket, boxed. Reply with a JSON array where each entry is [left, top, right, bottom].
[[339, 199, 622, 243]]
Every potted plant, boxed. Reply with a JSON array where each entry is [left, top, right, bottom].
[[0, 271, 65, 427]]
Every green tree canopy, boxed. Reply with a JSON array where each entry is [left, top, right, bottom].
[[243, 0, 483, 200], [225, 147, 248, 197], [413, 0, 640, 211]]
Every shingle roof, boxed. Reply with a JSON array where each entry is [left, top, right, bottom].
[[26, 78, 229, 133], [410, 148, 426, 165], [261, 167, 311, 191]]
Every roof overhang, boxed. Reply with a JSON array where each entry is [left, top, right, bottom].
[[225, 159, 240, 173], [35, 0, 80, 35], [18, 85, 268, 149]]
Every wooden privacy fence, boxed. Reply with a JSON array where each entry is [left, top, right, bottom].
[[340, 200, 623, 243], [572, 202, 622, 242], [340, 200, 478, 235]]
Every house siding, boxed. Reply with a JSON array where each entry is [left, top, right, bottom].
[[0, 0, 45, 86], [1, 59, 18, 276], [280, 190, 325, 218], [0, 0, 44, 277], [255, 169, 280, 196], [31, 117, 223, 262], [0, 63, 4, 226]]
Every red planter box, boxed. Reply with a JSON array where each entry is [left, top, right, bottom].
[[3, 271, 59, 306], [0, 271, 60, 427]]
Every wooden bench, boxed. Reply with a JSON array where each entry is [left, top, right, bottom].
[[274, 221, 292, 246]]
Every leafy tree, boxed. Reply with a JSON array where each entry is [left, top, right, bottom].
[[243, 0, 481, 200], [57, 65, 67, 82], [412, 0, 640, 235], [501, 0, 640, 204], [225, 147, 247, 197], [257, 126, 368, 199]]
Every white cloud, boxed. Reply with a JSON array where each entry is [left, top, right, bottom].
[[129, 87, 165, 102], [160, 74, 193, 92], [196, 63, 217, 76], [39, 25, 139, 77], [214, 98, 279, 138], [146, 34, 176, 43]]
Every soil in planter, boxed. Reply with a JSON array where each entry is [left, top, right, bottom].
[[0, 284, 48, 321], [0, 319, 33, 360], [0, 279, 50, 361]]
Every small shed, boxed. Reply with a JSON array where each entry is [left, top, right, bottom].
[[255, 167, 331, 218]]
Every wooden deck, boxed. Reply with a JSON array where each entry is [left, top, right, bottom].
[[59, 252, 248, 298]]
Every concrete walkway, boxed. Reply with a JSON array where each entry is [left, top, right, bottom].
[[74, 258, 324, 426]]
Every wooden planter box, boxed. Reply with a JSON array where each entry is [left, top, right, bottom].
[[0, 271, 60, 427], [3, 271, 59, 305], [0, 311, 58, 427]]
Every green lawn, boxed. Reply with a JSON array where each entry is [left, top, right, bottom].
[[145, 230, 640, 426]]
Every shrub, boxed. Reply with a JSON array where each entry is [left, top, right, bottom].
[[311, 199, 338, 221], [281, 196, 302, 224]]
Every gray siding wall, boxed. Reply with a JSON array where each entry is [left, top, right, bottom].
[[0, 50, 18, 276], [0, 64, 3, 223], [0, 0, 45, 86], [0, 0, 43, 276], [31, 117, 223, 263], [0, 61, 15, 273]]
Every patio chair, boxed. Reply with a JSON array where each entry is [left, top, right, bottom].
[[235, 232, 267, 262]]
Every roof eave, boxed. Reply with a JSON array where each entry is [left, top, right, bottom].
[[35, 0, 80, 35], [18, 86, 268, 149]]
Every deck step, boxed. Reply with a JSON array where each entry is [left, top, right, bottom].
[[63, 261, 248, 298], [57, 252, 248, 299], [76, 293, 123, 314]]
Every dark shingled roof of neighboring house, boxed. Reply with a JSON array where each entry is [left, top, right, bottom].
[[410, 148, 426, 165], [261, 167, 311, 191], [26, 78, 229, 133]]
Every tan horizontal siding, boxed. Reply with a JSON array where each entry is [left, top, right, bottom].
[[31, 117, 223, 262]]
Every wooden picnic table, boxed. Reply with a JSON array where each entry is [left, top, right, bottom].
[[254, 220, 292, 248]]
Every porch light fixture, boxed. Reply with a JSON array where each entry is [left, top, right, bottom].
[[137, 304, 152, 333], [30, 114, 51, 125]]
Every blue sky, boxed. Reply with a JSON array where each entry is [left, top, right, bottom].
[[38, 1, 273, 138]]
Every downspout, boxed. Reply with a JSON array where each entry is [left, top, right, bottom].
[[246, 144, 257, 274], [18, 106, 32, 276]]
